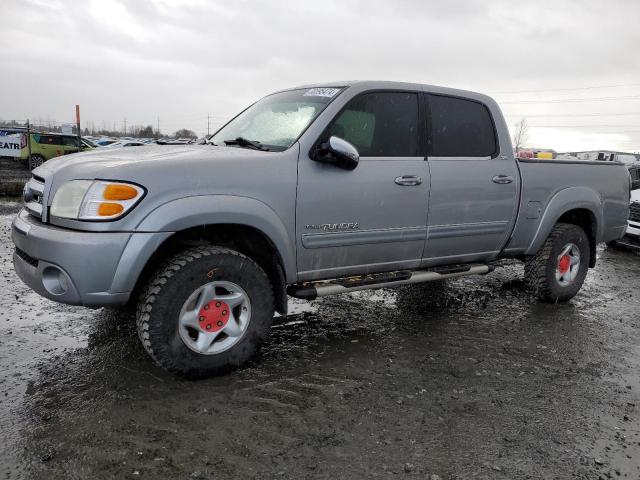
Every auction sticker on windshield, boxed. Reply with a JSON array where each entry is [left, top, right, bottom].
[[303, 88, 340, 98]]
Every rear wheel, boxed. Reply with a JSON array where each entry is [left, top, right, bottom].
[[29, 154, 45, 170], [136, 246, 275, 378], [524, 223, 590, 302]]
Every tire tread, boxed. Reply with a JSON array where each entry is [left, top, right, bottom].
[[135, 245, 273, 376], [524, 223, 588, 302]]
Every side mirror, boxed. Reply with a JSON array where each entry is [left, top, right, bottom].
[[314, 136, 359, 170]]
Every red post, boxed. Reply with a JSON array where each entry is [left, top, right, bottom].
[[75, 105, 81, 150]]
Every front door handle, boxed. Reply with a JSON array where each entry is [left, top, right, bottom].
[[492, 175, 514, 184], [395, 175, 423, 186]]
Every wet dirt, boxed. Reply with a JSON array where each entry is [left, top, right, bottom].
[[1, 202, 640, 479]]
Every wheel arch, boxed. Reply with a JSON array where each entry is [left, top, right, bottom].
[[525, 187, 603, 267], [132, 223, 289, 314], [112, 195, 296, 314]]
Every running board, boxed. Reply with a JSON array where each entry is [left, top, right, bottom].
[[287, 264, 493, 300]]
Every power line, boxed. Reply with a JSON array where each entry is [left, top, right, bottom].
[[527, 125, 640, 129], [504, 112, 640, 118], [489, 82, 640, 95], [527, 125, 640, 133], [500, 95, 640, 105]]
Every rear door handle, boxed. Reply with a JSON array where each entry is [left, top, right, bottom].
[[492, 175, 514, 184], [395, 175, 423, 186]]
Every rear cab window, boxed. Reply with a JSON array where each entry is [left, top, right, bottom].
[[427, 94, 497, 158]]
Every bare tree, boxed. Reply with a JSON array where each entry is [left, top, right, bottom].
[[512, 117, 529, 154]]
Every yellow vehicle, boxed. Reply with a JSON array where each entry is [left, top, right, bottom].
[[535, 151, 554, 160], [19, 133, 95, 170]]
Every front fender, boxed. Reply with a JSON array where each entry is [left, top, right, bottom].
[[135, 195, 297, 282], [525, 186, 603, 255]]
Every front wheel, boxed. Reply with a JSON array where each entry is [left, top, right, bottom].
[[524, 223, 590, 302], [136, 246, 275, 378]]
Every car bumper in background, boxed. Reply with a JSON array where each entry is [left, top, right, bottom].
[[612, 220, 640, 249], [626, 220, 640, 239]]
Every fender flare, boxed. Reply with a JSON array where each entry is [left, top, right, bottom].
[[525, 186, 603, 256], [136, 195, 296, 280], [108, 195, 297, 296]]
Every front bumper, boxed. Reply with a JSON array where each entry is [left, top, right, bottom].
[[11, 209, 133, 307]]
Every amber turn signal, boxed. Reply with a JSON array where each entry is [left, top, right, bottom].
[[97, 202, 125, 216], [103, 184, 139, 201]]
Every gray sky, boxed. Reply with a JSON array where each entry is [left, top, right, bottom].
[[2, 0, 640, 152]]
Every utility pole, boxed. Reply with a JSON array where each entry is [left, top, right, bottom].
[[207, 113, 210, 136], [123, 117, 127, 136], [157, 116, 160, 137]]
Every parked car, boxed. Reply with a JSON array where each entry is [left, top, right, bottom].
[[18, 133, 94, 169], [629, 163, 640, 190], [82, 137, 99, 148], [609, 183, 640, 249], [102, 140, 147, 148], [13, 81, 630, 377], [94, 138, 118, 147]]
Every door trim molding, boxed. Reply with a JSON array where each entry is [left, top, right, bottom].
[[302, 226, 427, 249], [427, 221, 508, 239]]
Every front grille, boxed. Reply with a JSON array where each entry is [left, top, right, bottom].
[[24, 176, 45, 220], [630, 201, 640, 223], [15, 247, 38, 268]]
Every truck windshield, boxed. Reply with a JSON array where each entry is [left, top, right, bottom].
[[210, 87, 343, 152]]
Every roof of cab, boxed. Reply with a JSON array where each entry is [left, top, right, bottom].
[[285, 80, 497, 108]]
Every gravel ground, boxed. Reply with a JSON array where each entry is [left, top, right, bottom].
[[1, 201, 639, 479], [0, 158, 29, 196]]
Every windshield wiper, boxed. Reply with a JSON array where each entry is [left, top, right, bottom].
[[224, 137, 269, 151]]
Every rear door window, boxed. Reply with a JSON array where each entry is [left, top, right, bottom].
[[37, 135, 64, 146], [428, 95, 497, 157], [326, 92, 420, 157]]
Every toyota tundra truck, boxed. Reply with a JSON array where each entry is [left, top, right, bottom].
[[12, 81, 631, 377]]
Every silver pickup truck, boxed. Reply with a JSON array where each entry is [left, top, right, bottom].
[[12, 81, 630, 377]]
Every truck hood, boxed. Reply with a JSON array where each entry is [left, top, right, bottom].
[[35, 144, 263, 178], [33, 143, 299, 231], [36, 144, 285, 199]]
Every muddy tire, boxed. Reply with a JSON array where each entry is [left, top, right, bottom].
[[524, 223, 590, 302], [136, 246, 275, 378]]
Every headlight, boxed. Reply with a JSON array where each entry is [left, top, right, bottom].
[[50, 180, 145, 221]]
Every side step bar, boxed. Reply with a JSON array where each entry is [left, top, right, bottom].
[[288, 264, 493, 300]]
